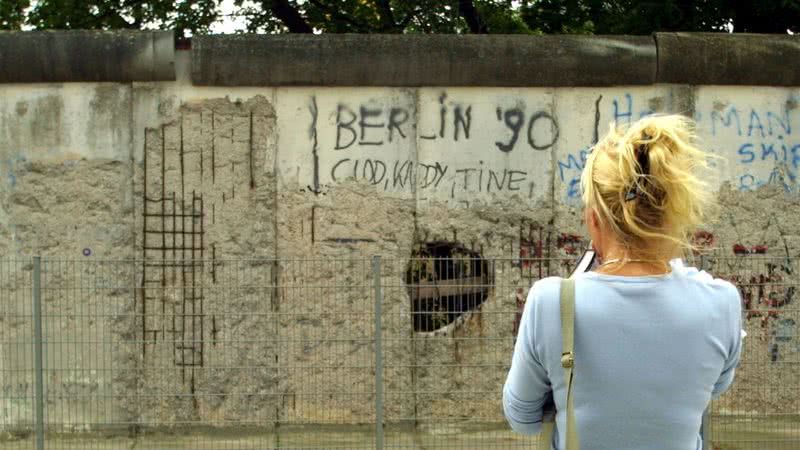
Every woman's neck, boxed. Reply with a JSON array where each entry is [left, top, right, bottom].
[[596, 247, 673, 276], [595, 260, 671, 276]]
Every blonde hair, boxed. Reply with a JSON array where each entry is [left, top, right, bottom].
[[581, 114, 716, 259]]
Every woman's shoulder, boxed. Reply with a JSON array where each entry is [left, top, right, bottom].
[[529, 276, 565, 298], [670, 260, 739, 295], [526, 276, 570, 313], [670, 260, 742, 314]]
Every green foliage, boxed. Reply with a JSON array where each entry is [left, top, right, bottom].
[[237, 1, 531, 34], [3, 0, 797, 34], [477, 1, 536, 34], [0, 0, 29, 29], [519, 0, 799, 34], [721, 0, 800, 33], [4, 0, 219, 36]]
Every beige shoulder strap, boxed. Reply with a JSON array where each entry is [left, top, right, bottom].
[[540, 278, 579, 450], [560, 278, 579, 450]]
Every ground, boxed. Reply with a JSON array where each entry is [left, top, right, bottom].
[[2, 416, 799, 449]]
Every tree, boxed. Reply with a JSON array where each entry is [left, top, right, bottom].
[[1, 0, 797, 35], [240, 0, 798, 34], [519, 0, 799, 34], [1, 0, 220, 36], [238, 0, 532, 34], [0, 0, 28, 29], [723, 0, 800, 33]]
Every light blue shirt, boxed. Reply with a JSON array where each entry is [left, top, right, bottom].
[[503, 261, 743, 450]]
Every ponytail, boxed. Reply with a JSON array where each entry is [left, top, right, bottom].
[[581, 114, 717, 257]]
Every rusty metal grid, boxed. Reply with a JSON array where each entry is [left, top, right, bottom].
[[0, 255, 797, 449]]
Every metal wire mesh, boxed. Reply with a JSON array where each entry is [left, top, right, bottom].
[[380, 256, 574, 450], [0, 260, 36, 442], [0, 255, 797, 449], [695, 255, 800, 450]]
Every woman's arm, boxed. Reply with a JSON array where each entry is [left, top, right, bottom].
[[503, 283, 553, 435], [712, 283, 744, 399]]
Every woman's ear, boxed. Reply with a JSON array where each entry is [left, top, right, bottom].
[[586, 208, 601, 233], [585, 208, 603, 257]]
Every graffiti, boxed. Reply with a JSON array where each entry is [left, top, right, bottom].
[[327, 157, 534, 197], [736, 142, 800, 165], [736, 134, 800, 193], [334, 103, 412, 149], [308, 96, 321, 194], [612, 93, 654, 126], [703, 241, 798, 363], [556, 233, 583, 256], [517, 223, 546, 279], [511, 229, 797, 361], [733, 244, 768, 255], [330, 98, 557, 154], [311, 92, 560, 201], [738, 163, 799, 193], [453, 166, 528, 194], [711, 106, 792, 138], [737, 269, 793, 322], [494, 107, 559, 152], [301, 90, 800, 201], [558, 147, 590, 200], [512, 225, 590, 334], [419, 93, 473, 141], [330, 158, 447, 189], [558, 93, 657, 201], [552, 95, 800, 198], [692, 230, 715, 251], [708, 103, 800, 193], [515, 224, 589, 283]]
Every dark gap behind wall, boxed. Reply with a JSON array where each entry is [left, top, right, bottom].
[[406, 241, 492, 333]]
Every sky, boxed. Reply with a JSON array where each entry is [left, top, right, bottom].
[[210, 0, 251, 34]]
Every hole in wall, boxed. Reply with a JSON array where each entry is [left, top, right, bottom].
[[406, 241, 492, 333]]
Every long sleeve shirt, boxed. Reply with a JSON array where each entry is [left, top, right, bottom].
[[503, 262, 743, 450]]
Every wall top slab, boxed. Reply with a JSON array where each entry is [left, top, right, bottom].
[[192, 33, 799, 87], [0, 30, 175, 82], [191, 34, 655, 87], [1, 32, 797, 86]]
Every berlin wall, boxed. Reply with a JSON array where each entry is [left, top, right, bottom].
[[0, 31, 798, 433]]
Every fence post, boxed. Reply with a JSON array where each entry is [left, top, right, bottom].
[[702, 407, 710, 450], [372, 256, 384, 450], [32, 256, 44, 450], [700, 246, 710, 448]]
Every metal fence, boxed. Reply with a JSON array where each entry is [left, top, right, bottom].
[[0, 255, 798, 449]]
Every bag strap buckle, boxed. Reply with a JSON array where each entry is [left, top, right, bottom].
[[561, 352, 574, 368]]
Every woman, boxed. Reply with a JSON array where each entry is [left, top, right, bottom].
[[503, 115, 743, 449]]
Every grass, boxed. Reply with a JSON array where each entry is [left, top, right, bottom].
[[1, 416, 799, 449]]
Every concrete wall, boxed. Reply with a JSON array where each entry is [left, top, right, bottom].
[[0, 32, 799, 431]]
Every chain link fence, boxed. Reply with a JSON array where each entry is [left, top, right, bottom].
[[0, 255, 797, 449]]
